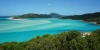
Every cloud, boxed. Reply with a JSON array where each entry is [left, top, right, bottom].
[[48, 4, 51, 6]]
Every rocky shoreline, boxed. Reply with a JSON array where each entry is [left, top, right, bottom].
[[87, 21, 100, 25]]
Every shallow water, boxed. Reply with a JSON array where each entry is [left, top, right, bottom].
[[0, 18, 100, 43]]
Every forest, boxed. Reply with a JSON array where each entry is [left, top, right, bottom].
[[13, 12, 100, 24], [61, 12, 100, 24], [0, 29, 100, 50], [12, 13, 52, 19]]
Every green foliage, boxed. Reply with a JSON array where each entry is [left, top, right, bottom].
[[85, 34, 100, 50], [61, 12, 100, 24], [0, 30, 100, 50], [12, 13, 52, 19], [42, 34, 51, 38], [93, 29, 100, 36]]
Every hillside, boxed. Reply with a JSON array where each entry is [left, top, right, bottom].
[[12, 12, 100, 24], [12, 13, 52, 19], [0, 30, 100, 50], [12, 13, 63, 19], [49, 13, 62, 18], [61, 12, 100, 24]]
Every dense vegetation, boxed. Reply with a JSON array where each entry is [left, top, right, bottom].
[[12, 13, 52, 19], [0, 30, 100, 50], [61, 12, 100, 24], [12, 13, 62, 19], [13, 12, 100, 24]]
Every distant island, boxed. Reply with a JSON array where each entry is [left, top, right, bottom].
[[12, 13, 61, 19], [61, 12, 100, 24], [12, 13, 51, 19], [12, 12, 100, 24]]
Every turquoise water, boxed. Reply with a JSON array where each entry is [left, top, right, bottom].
[[0, 18, 100, 43]]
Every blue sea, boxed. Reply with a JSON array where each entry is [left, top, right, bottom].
[[0, 16, 100, 43]]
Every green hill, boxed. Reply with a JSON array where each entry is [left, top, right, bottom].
[[12, 13, 52, 19], [61, 12, 100, 24], [0, 30, 100, 50]]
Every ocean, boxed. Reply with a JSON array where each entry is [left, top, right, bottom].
[[0, 16, 100, 43]]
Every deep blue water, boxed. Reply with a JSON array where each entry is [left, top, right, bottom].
[[0, 16, 100, 43]]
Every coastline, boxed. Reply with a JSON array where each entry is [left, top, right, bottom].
[[8, 17, 100, 25], [7, 17, 24, 20], [83, 20, 100, 25], [81, 32, 91, 37], [60, 18, 100, 25]]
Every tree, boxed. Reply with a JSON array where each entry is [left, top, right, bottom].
[[85, 33, 100, 50]]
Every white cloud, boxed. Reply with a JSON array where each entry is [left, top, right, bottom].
[[48, 4, 51, 6]]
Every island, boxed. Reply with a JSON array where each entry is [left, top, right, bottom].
[[12, 12, 100, 25], [61, 12, 100, 24], [12, 13, 52, 19], [12, 13, 62, 19]]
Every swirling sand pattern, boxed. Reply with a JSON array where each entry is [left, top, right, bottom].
[[0, 18, 100, 43]]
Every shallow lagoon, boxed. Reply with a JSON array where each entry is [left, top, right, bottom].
[[0, 18, 100, 43]]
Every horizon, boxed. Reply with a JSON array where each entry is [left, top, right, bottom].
[[0, 0, 100, 16], [0, 12, 100, 16]]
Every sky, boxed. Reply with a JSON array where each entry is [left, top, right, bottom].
[[0, 0, 100, 16]]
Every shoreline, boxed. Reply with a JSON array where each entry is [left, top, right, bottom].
[[8, 17, 100, 25], [6, 17, 100, 25], [84, 21, 100, 25], [60, 18, 100, 25], [81, 32, 92, 37], [7, 17, 24, 20]]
